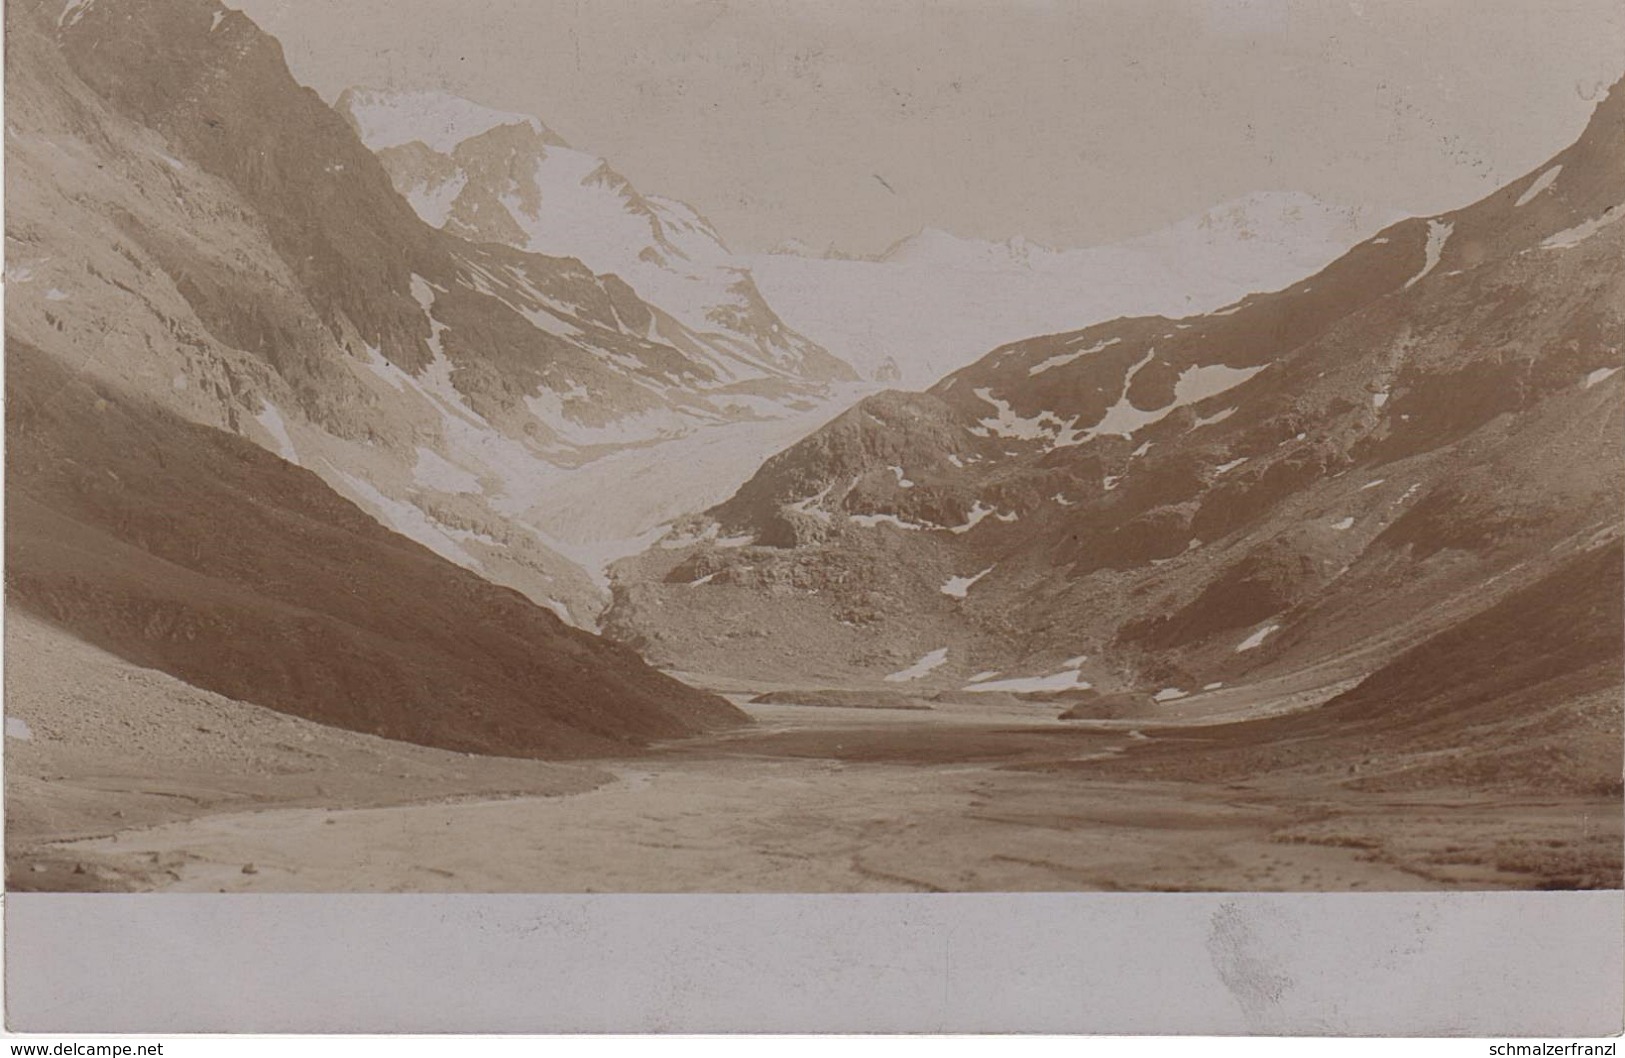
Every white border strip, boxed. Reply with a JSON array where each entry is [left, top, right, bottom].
[[6, 892, 1621, 1034]]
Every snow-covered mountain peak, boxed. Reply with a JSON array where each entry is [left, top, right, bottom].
[[875, 227, 1055, 269], [878, 193, 1400, 270], [339, 86, 854, 390], [335, 87, 567, 154], [878, 226, 958, 262], [747, 191, 1405, 387]]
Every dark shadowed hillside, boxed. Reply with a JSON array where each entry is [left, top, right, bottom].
[[6, 342, 744, 757]]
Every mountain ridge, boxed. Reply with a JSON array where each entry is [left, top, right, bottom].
[[748, 191, 1406, 386], [5, 0, 751, 754], [606, 75, 1625, 733], [8, 0, 867, 626], [337, 85, 857, 391]]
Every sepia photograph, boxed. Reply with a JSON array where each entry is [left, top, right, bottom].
[[4, 0, 1624, 959]]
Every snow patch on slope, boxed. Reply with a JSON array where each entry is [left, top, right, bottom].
[[885, 648, 949, 682], [1235, 623, 1280, 652], [948, 501, 1017, 534], [1514, 165, 1562, 208], [325, 463, 481, 571], [1405, 219, 1453, 288], [1089, 353, 1268, 440], [972, 387, 1076, 443], [851, 512, 928, 531], [403, 172, 469, 228], [962, 670, 1092, 694], [1543, 205, 1625, 250], [1028, 337, 1120, 376], [941, 566, 993, 599], [254, 402, 298, 464]]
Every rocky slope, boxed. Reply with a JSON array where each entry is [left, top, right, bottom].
[[5, 0, 853, 627], [608, 76, 1625, 734], [749, 192, 1403, 386], [5, 0, 747, 754]]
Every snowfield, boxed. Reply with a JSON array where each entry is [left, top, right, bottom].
[[940, 567, 994, 599], [750, 192, 1401, 386], [885, 648, 950, 682], [1514, 165, 1563, 208], [1235, 624, 1281, 653], [961, 670, 1092, 694], [1406, 219, 1453, 288], [340, 88, 550, 153]]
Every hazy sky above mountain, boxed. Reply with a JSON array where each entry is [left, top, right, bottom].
[[236, 0, 1625, 256]]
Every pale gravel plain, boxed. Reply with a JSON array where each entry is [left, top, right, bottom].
[[7, 610, 1615, 893]]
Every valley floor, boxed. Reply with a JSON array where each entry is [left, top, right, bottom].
[[6, 614, 1618, 893]]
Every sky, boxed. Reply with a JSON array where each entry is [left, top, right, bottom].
[[235, 0, 1625, 256]]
